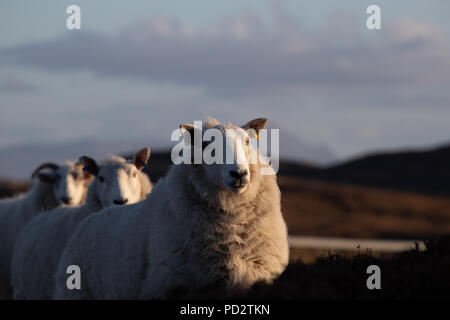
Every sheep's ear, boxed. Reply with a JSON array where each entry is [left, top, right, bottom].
[[31, 162, 59, 180], [37, 173, 56, 183], [134, 147, 151, 170], [75, 162, 93, 180], [180, 124, 200, 145], [79, 156, 99, 176], [242, 118, 268, 134]]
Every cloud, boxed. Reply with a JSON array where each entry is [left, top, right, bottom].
[[0, 75, 37, 93], [2, 9, 449, 99]]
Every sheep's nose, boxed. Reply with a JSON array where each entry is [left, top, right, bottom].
[[229, 169, 248, 179], [61, 197, 72, 204], [113, 198, 128, 205]]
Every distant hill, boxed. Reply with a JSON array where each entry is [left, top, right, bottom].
[[265, 122, 336, 165], [309, 145, 450, 196]]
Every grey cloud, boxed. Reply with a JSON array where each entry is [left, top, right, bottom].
[[0, 76, 38, 93], [2, 10, 450, 97]]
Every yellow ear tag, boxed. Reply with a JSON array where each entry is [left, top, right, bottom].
[[250, 129, 259, 140]]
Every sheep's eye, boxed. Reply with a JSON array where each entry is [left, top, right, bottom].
[[98, 176, 104, 182], [132, 171, 137, 178], [71, 172, 79, 180], [245, 137, 250, 145]]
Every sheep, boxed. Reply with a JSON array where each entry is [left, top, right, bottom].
[[0, 161, 92, 299], [53, 118, 289, 299], [11, 148, 152, 299]]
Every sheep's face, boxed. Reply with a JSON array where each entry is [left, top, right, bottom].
[[95, 164, 143, 206], [181, 118, 267, 194], [80, 148, 150, 207], [33, 162, 92, 206], [205, 124, 251, 194], [52, 163, 92, 206]]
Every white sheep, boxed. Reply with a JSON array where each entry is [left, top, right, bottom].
[[11, 148, 152, 299], [0, 161, 92, 299], [53, 118, 289, 299]]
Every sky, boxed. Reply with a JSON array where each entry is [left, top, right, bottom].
[[1, 0, 450, 161]]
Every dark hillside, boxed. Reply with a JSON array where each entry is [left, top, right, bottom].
[[320, 145, 450, 196]]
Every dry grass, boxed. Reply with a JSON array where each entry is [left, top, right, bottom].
[[289, 247, 394, 264], [279, 176, 450, 239], [247, 235, 450, 299], [0, 180, 30, 199]]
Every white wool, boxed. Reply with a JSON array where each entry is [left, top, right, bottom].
[[53, 119, 288, 299], [102, 154, 127, 164], [0, 161, 90, 299], [11, 155, 152, 299], [203, 116, 221, 128]]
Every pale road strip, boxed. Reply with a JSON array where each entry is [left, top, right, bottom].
[[288, 236, 425, 252]]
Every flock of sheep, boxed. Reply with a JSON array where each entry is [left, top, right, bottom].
[[0, 117, 289, 299]]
